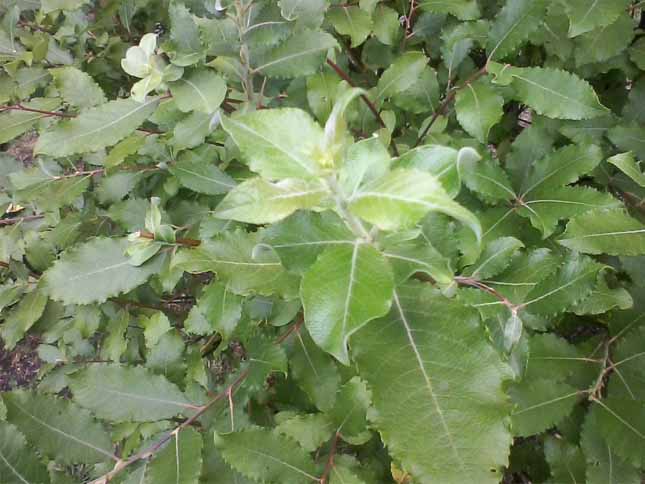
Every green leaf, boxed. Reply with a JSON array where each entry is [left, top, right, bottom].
[[459, 156, 515, 204], [301, 242, 394, 364], [252, 30, 338, 79], [591, 397, 645, 467], [3, 391, 114, 465], [43, 237, 164, 305], [376, 52, 427, 101], [328, 6, 372, 48], [372, 5, 401, 45], [455, 79, 504, 143], [394, 145, 465, 197], [509, 379, 579, 436], [572, 274, 632, 315], [328, 377, 371, 444], [609, 123, 645, 159], [0, 98, 60, 144], [464, 237, 524, 280], [69, 364, 194, 422], [349, 168, 482, 240], [35, 97, 160, 156], [169, 151, 236, 195], [50, 66, 106, 108], [279, 0, 328, 28], [0, 287, 48, 350], [275, 413, 333, 452], [146, 427, 203, 484], [0, 422, 50, 484], [339, 137, 391, 198], [559, 209, 645, 256], [214, 428, 320, 483], [629, 37, 645, 70], [522, 254, 603, 315], [487, 0, 548, 60], [419, 0, 480, 20], [221, 108, 324, 179], [574, 13, 634, 65], [544, 436, 586, 484], [381, 237, 454, 285], [608, 152, 645, 187], [214, 178, 328, 224], [170, 69, 226, 114], [490, 64, 609, 120], [184, 281, 242, 339], [289, 327, 341, 412], [562, 0, 630, 37], [353, 285, 511, 484]]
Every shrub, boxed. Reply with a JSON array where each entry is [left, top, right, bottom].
[[1, 1, 645, 483]]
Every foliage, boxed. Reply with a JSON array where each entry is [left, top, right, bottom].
[[1, 1, 645, 483]]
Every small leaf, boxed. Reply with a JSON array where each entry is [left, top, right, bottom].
[[301, 241, 394, 364], [419, 0, 480, 20], [184, 281, 242, 339], [69, 364, 195, 422], [376, 52, 427, 101], [0, 98, 60, 144], [608, 152, 645, 187], [455, 79, 504, 143], [214, 428, 320, 483], [50, 66, 106, 108], [464, 237, 524, 280], [328, 6, 372, 47], [35, 97, 160, 156], [328, 377, 371, 444], [43, 237, 164, 305], [170, 68, 226, 113], [275, 413, 333, 452], [559, 209, 645, 256], [0, 287, 48, 350], [169, 151, 236, 195]]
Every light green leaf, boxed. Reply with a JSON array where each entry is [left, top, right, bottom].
[[50, 66, 106, 108], [3, 391, 114, 465], [490, 64, 609, 120], [419, 0, 480, 20], [572, 274, 632, 315], [0, 98, 60, 144], [252, 30, 338, 78], [214, 428, 320, 483], [455, 79, 504, 143], [349, 168, 482, 240], [279, 0, 327, 28], [214, 178, 329, 224], [69, 364, 194, 422], [184, 281, 242, 339], [394, 145, 463, 197], [487, 0, 548, 59], [301, 242, 394, 364], [373, 5, 401, 45], [464, 237, 524, 280], [328, 377, 371, 444], [0, 422, 50, 484], [169, 151, 236, 195], [559, 209, 645, 256], [509, 379, 579, 436], [43, 237, 164, 305], [170, 69, 226, 113], [629, 37, 645, 70], [563, 0, 630, 37], [381, 237, 453, 285], [146, 427, 203, 484], [172, 111, 212, 150], [339, 137, 391, 198], [376, 52, 427, 101], [221, 108, 324, 179], [608, 123, 645, 159], [327, 6, 372, 47], [608, 152, 645, 187], [574, 13, 634, 65], [353, 285, 511, 484], [35, 97, 160, 156], [0, 287, 48, 350], [275, 412, 333, 452]]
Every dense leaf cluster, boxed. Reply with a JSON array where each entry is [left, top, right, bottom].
[[1, 0, 645, 483]]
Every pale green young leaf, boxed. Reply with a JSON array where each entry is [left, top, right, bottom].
[[279, 0, 328, 28], [3, 391, 114, 465], [353, 285, 512, 484], [171, 111, 212, 150], [327, 6, 372, 47], [35, 97, 160, 156], [419, 0, 480, 20], [0, 422, 50, 484], [455, 80, 504, 143], [50, 66, 106, 108], [221, 108, 324, 179], [394, 145, 463, 197], [101, 310, 130, 362], [169, 151, 236, 195], [252, 30, 338, 78], [381, 237, 453, 285], [214, 178, 329, 224], [146, 427, 203, 484], [562, 0, 630, 37], [559, 209, 645, 256], [214, 428, 320, 483], [509, 379, 579, 437], [391, 65, 440, 114], [301, 242, 394, 364], [69, 364, 194, 422], [487, 0, 548, 60], [376, 51, 427, 101], [43, 237, 164, 305], [608, 152, 645, 187], [170, 69, 226, 113], [338, 137, 391, 197], [349, 168, 482, 240]]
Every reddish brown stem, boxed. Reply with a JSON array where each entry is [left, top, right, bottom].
[[325, 59, 400, 157], [454, 276, 515, 309], [320, 432, 341, 484], [0, 214, 45, 226]]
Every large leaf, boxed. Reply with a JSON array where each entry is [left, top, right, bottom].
[[146, 427, 203, 484], [562, 0, 630, 37], [214, 178, 328, 224], [35, 97, 160, 156], [214, 428, 320, 483], [301, 242, 394, 364], [0, 422, 50, 484], [349, 168, 482, 240], [559, 209, 645, 256], [353, 284, 512, 483], [43, 237, 164, 305], [3, 391, 114, 465], [487, 0, 548, 60], [221, 108, 324, 179], [69, 364, 195, 422]]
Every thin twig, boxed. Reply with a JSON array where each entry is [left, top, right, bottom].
[[320, 432, 341, 484], [454, 276, 516, 309], [0, 214, 45, 226], [91, 369, 249, 484], [326, 59, 400, 157]]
